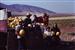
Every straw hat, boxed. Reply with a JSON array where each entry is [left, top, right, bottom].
[[19, 29, 25, 37]]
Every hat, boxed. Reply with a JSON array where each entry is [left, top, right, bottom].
[[26, 13, 32, 16]]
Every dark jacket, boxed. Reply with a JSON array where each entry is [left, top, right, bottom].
[[23, 18, 32, 27]]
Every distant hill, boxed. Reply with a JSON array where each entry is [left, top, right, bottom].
[[0, 3, 56, 15], [0, 3, 75, 16]]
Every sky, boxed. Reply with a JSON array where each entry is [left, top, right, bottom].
[[0, 0, 75, 13]]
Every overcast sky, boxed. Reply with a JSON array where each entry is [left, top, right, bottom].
[[0, 0, 75, 13]]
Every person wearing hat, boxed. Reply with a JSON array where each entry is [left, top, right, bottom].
[[51, 23, 61, 46], [23, 13, 32, 28], [15, 21, 27, 50]]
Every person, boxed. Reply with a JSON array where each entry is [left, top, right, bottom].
[[33, 23, 43, 49], [33, 15, 38, 23], [25, 22, 43, 50], [51, 23, 61, 46], [15, 21, 26, 50], [23, 13, 32, 28], [43, 13, 49, 26], [33, 15, 43, 24], [15, 20, 23, 35]]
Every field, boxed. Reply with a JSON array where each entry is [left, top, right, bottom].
[[49, 17, 75, 41]]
